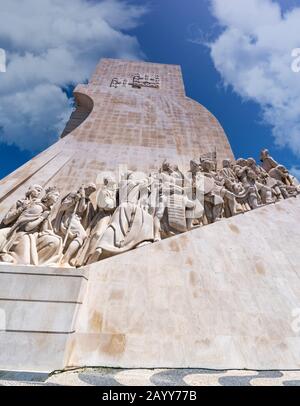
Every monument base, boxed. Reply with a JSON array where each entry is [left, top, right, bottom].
[[1, 197, 300, 372], [0, 266, 87, 372]]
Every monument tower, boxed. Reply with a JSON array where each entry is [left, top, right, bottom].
[[0, 59, 300, 373], [0, 58, 233, 213]]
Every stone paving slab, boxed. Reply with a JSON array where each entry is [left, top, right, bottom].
[[1, 368, 300, 386]]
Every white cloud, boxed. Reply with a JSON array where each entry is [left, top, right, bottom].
[[207, 0, 300, 156], [290, 165, 300, 181], [0, 0, 147, 151]]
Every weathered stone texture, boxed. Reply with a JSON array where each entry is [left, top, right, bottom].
[[0, 58, 233, 209], [65, 197, 300, 370]]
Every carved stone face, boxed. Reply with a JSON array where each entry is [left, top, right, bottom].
[[28, 185, 43, 199], [222, 159, 231, 169], [190, 160, 200, 173], [44, 191, 60, 207], [247, 169, 257, 181], [247, 158, 256, 167], [224, 179, 232, 189]]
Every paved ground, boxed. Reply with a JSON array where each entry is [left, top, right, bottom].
[[1, 368, 300, 386]]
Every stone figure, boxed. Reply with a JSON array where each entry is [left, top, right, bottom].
[[200, 159, 225, 223], [269, 165, 299, 198], [0, 149, 297, 268], [246, 158, 274, 205], [260, 149, 279, 173], [86, 172, 154, 264], [1, 184, 44, 228], [218, 159, 236, 182], [0, 185, 43, 250], [79, 177, 118, 266], [213, 160, 246, 217], [233, 159, 262, 209], [34, 187, 62, 266], [154, 161, 199, 235], [187, 160, 206, 226], [0, 187, 61, 266], [54, 183, 96, 267]]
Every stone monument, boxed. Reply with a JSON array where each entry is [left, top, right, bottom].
[[0, 58, 300, 372]]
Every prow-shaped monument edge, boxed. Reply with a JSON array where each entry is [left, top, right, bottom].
[[64, 197, 300, 371]]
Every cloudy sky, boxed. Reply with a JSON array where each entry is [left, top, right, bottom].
[[0, 0, 299, 178]]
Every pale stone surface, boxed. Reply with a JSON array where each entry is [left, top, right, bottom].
[[0, 194, 300, 372], [65, 197, 300, 370], [0, 264, 87, 372]]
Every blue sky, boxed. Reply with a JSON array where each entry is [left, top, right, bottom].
[[0, 0, 300, 179]]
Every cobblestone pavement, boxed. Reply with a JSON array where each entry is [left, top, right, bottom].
[[1, 368, 300, 386]]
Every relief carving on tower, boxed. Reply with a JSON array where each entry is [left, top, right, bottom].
[[110, 73, 160, 89], [0, 150, 299, 268]]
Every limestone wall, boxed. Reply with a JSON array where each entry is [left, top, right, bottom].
[[0, 197, 299, 372], [0, 265, 87, 372], [65, 197, 300, 370]]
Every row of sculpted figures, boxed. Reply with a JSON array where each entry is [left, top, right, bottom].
[[0, 149, 299, 268]]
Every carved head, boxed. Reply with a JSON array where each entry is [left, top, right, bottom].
[[103, 177, 116, 187], [201, 159, 215, 173], [247, 169, 257, 181], [161, 160, 172, 173], [190, 160, 200, 173], [42, 187, 60, 207], [26, 184, 43, 199], [235, 158, 247, 167], [277, 165, 288, 175], [224, 179, 233, 190], [222, 159, 231, 169], [84, 183, 97, 197], [247, 158, 256, 167], [260, 149, 270, 162]]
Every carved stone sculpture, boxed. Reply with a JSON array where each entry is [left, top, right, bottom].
[[1, 184, 44, 228], [0, 187, 61, 265], [260, 149, 279, 173], [0, 149, 297, 268], [87, 172, 154, 264], [54, 183, 96, 267], [269, 165, 299, 198], [80, 177, 118, 266]]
